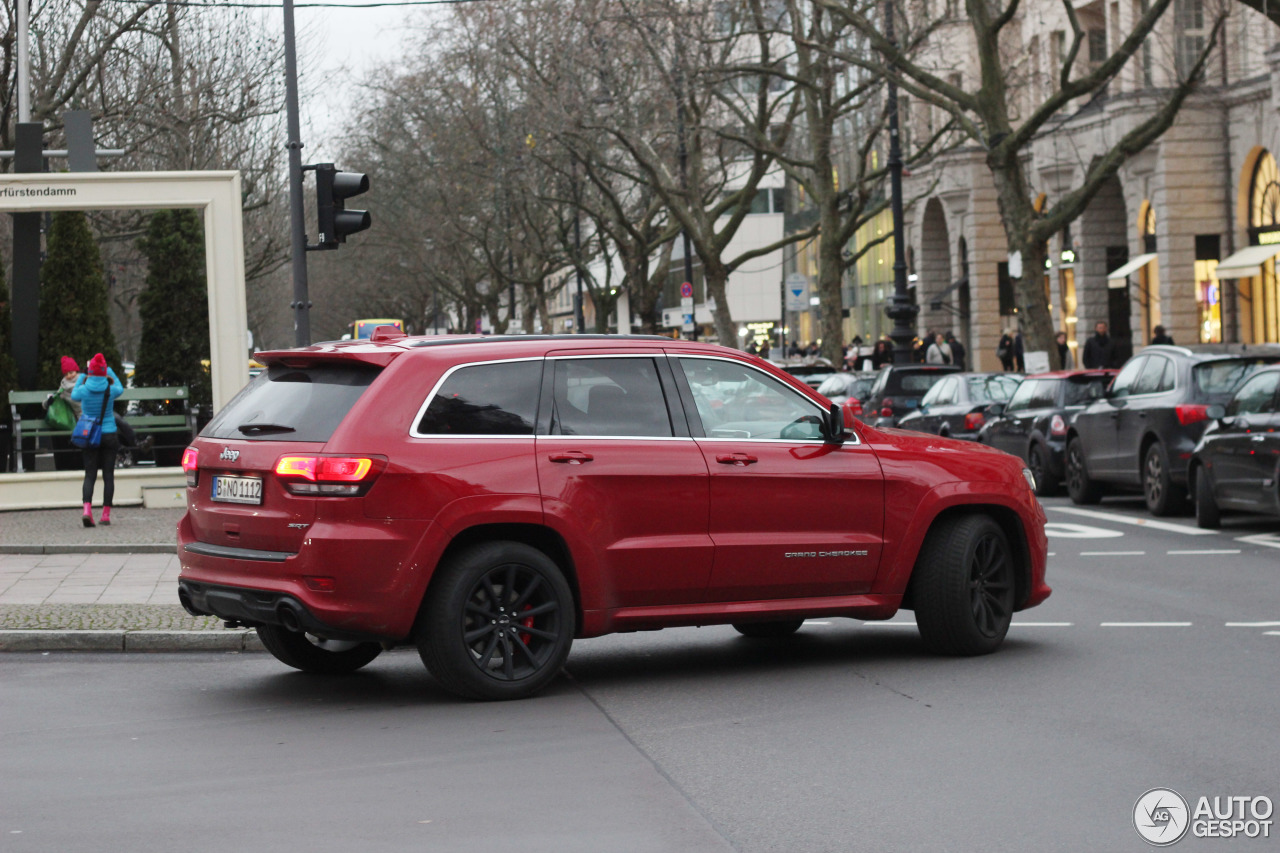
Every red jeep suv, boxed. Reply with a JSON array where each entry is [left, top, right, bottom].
[[178, 333, 1050, 700]]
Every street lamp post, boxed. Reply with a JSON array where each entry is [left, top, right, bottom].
[[883, 0, 918, 364]]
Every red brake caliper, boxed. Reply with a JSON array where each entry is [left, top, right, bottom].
[[519, 604, 534, 645]]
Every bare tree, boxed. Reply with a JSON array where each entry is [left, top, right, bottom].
[[817, 0, 1228, 366]]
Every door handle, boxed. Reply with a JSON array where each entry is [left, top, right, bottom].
[[716, 453, 758, 466], [549, 451, 593, 464], [1251, 435, 1266, 442]]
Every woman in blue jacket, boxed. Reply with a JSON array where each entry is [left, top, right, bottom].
[[71, 353, 124, 527]]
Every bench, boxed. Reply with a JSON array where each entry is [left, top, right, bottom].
[[8, 385, 195, 473]]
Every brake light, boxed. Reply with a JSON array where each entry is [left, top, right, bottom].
[[1050, 414, 1067, 436], [181, 447, 198, 487], [965, 412, 985, 431], [846, 398, 864, 416], [1176, 404, 1210, 426], [880, 398, 894, 418], [274, 455, 385, 496]]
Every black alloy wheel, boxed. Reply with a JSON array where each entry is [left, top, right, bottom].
[[256, 624, 383, 674], [418, 542, 574, 701], [1065, 437, 1103, 504], [1143, 442, 1187, 517], [1028, 444, 1059, 497], [913, 515, 1016, 655]]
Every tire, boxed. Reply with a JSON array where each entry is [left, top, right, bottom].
[[1065, 436, 1103, 505], [417, 542, 574, 701], [1194, 466, 1221, 529], [256, 624, 382, 674], [1028, 444, 1059, 497], [913, 515, 1016, 656], [1143, 442, 1188, 517], [732, 619, 804, 639]]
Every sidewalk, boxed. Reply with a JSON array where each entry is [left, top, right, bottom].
[[0, 507, 262, 652]]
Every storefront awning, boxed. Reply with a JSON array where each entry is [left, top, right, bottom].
[[1213, 244, 1280, 279], [1106, 253, 1158, 286]]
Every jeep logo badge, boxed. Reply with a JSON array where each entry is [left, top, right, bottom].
[[220, 448, 240, 462]]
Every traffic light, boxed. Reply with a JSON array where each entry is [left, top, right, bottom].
[[312, 163, 371, 248]]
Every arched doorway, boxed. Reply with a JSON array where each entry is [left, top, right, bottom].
[[1245, 152, 1280, 342], [918, 198, 951, 335]]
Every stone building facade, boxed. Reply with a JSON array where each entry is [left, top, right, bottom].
[[905, 2, 1280, 371]]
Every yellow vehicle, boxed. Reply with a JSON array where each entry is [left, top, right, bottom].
[[347, 319, 404, 340]]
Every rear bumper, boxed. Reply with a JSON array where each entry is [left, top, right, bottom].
[[176, 512, 436, 640], [178, 580, 391, 643]]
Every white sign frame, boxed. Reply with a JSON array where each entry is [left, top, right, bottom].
[[0, 171, 249, 411]]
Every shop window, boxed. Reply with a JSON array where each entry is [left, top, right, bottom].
[[1194, 235, 1221, 343]]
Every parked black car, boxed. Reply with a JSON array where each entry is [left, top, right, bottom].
[[863, 364, 962, 427], [897, 372, 1022, 440], [769, 357, 838, 390], [1189, 365, 1280, 528], [978, 370, 1116, 496], [1065, 344, 1280, 515]]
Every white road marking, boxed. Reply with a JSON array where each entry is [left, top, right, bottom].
[[803, 621, 832, 625], [1080, 551, 1146, 556], [860, 621, 916, 627], [1047, 506, 1217, 535], [1266, 631, 1280, 636], [1011, 622, 1073, 626], [1044, 522, 1124, 539], [1236, 533, 1280, 550], [1101, 622, 1192, 627], [1167, 549, 1241, 555], [1048, 552, 1056, 557], [1225, 622, 1280, 627]]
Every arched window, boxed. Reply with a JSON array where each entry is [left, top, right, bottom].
[[1246, 152, 1280, 342]]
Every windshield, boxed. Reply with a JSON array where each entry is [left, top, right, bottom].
[[966, 374, 1022, 403]]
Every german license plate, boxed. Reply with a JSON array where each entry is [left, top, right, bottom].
[[212, 475, 262, 505]]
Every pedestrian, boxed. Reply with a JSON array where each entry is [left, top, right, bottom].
[[1151, 325, 1175, 346], [745, 340, 758, 355], [871, 338, 894, 369], [997, 330, 1016, 371], [944, 331, 966, 370], [1012, 330, 1026, 372], [759, 339, 771, 360], [1055, 331, 1074, 369], [70, 353, 124, 528], [1082, 321, 1115, 369], [43, 356, 83, 427], [926, 332, 953, 365]]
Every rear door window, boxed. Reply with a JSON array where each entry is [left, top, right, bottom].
[[1227, 372, 1280, 415], [1005, 380, 1038, 413], [414, 360, 541, 435], [1028, 379, 1059, 409], [202, 363, 382, 442], [549, 357, 673, 437], [1132, 356, 1169, 396], [1194, 359, 1280, 395]]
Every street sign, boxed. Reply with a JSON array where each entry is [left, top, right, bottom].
[[682, 313, 695, 333], [680, 281, 693, 299], [785, 273, 808, 312]]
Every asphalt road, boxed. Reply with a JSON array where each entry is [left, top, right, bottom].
[[3, 495, 1278, 852]]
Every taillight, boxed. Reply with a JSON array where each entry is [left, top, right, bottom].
[[1176, 404, 1210, 426], [965, 412, 985, 431], [880, 398, 894, 418], [181, 447, 199, 487], [848, 398, 864, 416], [1049, 414, 1067, 436], [274, 455, 386, 496]]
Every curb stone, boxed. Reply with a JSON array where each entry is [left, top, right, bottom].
[[0, 629, 265, 652]]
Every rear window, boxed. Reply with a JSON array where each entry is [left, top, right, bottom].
[[892, 370, 953, 393], [1193, 359, 1280, 395], [202, 364, 382, 442], [967, 374, 1021, 403]]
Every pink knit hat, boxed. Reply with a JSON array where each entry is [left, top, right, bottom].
[[87, 353, 108, 376], [61, 356, 79, 374]]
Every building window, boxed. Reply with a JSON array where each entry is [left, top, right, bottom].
[[1174, 0, 1207, 80], [1195, 235, 1222, 343]]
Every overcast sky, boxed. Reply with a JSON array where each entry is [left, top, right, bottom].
[[245, 1, 430, 160]]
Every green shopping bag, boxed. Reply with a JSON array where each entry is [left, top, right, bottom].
[[46, 396, 77, 430]]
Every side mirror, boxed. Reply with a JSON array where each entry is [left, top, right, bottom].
[[826, 403, 852, 442], [986, 402, 1006, 418], [918, 404, 929, 415], [1206, 404, 1225, 421]]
